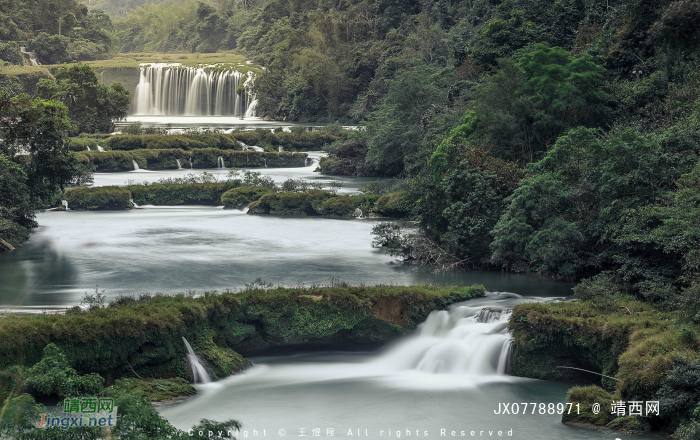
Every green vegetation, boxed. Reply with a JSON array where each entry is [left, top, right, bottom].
[[0, 285, 485, 378], [0, 344, 239, 439], [222, 186, 275, 209], [64, 186, 132, 210], [37, 63, 131, 133], [0, 93, 83, 249], [74, 148, 307, 171], [0, 0, 117, 63]]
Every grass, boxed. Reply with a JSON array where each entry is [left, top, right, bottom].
[[78, 52, 253, 70]]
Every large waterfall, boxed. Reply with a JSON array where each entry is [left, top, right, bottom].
[[132, 63, 256, 116]]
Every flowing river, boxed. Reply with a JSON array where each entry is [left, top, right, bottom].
[[0, 158, 656, 439]]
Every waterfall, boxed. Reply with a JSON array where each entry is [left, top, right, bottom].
[[61, 200, 69, 210], [86, 146, 91, 151], [278, 146, 284, 152], [217, 156, 225, 169], [176, 159, 182, 169], [372, 305, 514, 376], [182, 337, 212, 384], [97, 145, 104, 152], [131, 63, 256, 116], [353, 208, 363, 218], [19, 47, 40, 66], [189, 158, 193, 169], [132, 160, 140, 170], [130, 198, 139, 208]]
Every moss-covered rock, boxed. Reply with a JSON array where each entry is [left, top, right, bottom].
[[115, 377, 196, 402], [0, 285, 485, 383], [562, 386, 616, 427], [64, 186, 132, 210], [221, 186, 275, 209]]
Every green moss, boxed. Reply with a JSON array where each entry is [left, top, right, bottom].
[[128, 182, 238, 206], [248, 191, 399, 218], [221, 186, 274, 209], [605, 416, 650, 433], [562, 386, 616, 426], [64, 186, 132, 210], [112, 377, 195, 402], [0, 285, 485, 382], [374, 191, 411, 217]]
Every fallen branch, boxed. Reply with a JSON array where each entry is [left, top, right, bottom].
[[556, 366, 619, 381], [126, 360, 143, 379]]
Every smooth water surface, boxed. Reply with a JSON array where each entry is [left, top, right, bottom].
[[159, 294, 652, 440], [0, 208, 571, 312]]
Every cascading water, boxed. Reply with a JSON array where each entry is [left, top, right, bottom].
[[86, 146, 91, 151], [132, 63, 257, 116], [20, 47, 40, 66], [176, 159, 182, 169], [132, 160, 140, 170], [372, 304, 514, 376], [182, 337, 212, 384], [217, 157, 225, 169], [97, 145, 104, 152]]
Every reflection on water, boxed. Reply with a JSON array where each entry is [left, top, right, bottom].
[[0, 208, 571, 312], [158, 294, 652, 440]]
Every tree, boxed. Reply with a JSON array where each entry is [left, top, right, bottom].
[[26, 33, 71, 64], [0, 93, 82, 249], [37, 63, 131, 133]]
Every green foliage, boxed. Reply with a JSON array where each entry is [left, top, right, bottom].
[[491, 126, 700, 287], [37, 63, 131, 134], [221, 186, 274, 209], [128, 182, 237, 206], [0, 42, 23, 65], [25, 344, 104, 399], [657, 359, 700, 430], [374, 191, 411, 217], [64, 186, 132, 210], [27, 33, 70, 64], [562, 386, 616, 426], [113, 377, 195, 402]]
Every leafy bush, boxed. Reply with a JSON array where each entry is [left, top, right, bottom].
[[221, 186, 274, 209], [128, 182, 237, 206], [374, 191, 410, 217], [0, 42, 24, 65], [27, 33, 70, 64], [64, 186, 131, 210]]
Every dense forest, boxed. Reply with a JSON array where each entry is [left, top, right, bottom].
[[114, 0, 700, 304], [1, 0, 700, 438]]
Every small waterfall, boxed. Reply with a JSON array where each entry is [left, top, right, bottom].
[[353, 207, 363, 219], [130, 198, 139, 208], [244, 99, 258, 118], [278, 146, 284, 152], [19, 47, 40, 66], [97, 145, 104, 152], [86, 146, 91, 151], [373, 305, 514, 376], [131, 63, 256, 116], [263, 158, 267, 168], [217, 156, 225, 169], [182, 337, 212, 384], [61, 200, 69, 210], [132, 160, 140, 170], [176, 159, 182, 169], [189, 158, 193, 169]]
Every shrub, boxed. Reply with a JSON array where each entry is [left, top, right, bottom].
[[64, 186, 132, 210], [374, 191, 410, 217], [128, 182, 237, 206], [221, 186, 274, 209], [0, 42, 24, 65], [66, 138, 101, 152]]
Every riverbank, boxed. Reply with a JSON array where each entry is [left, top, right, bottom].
[[0, 284, 485, 385], [510, 296, 700, 437]]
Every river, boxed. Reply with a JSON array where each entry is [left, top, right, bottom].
[[0, 157, 654, 440]]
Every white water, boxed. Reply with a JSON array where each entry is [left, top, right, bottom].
[[240, 142, 264, 152], [61, 200, 69, 210], [133, 63, 256, 116], [86, 146, 91, 151], [217, 156, 225, 169], [182, 337, 212, 384], [19, 47, 40, 66], [97, 145, 104, 152], [132, 160, 140, 170], [176, 159, 182, 169], [373, 305, 512, 377]]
